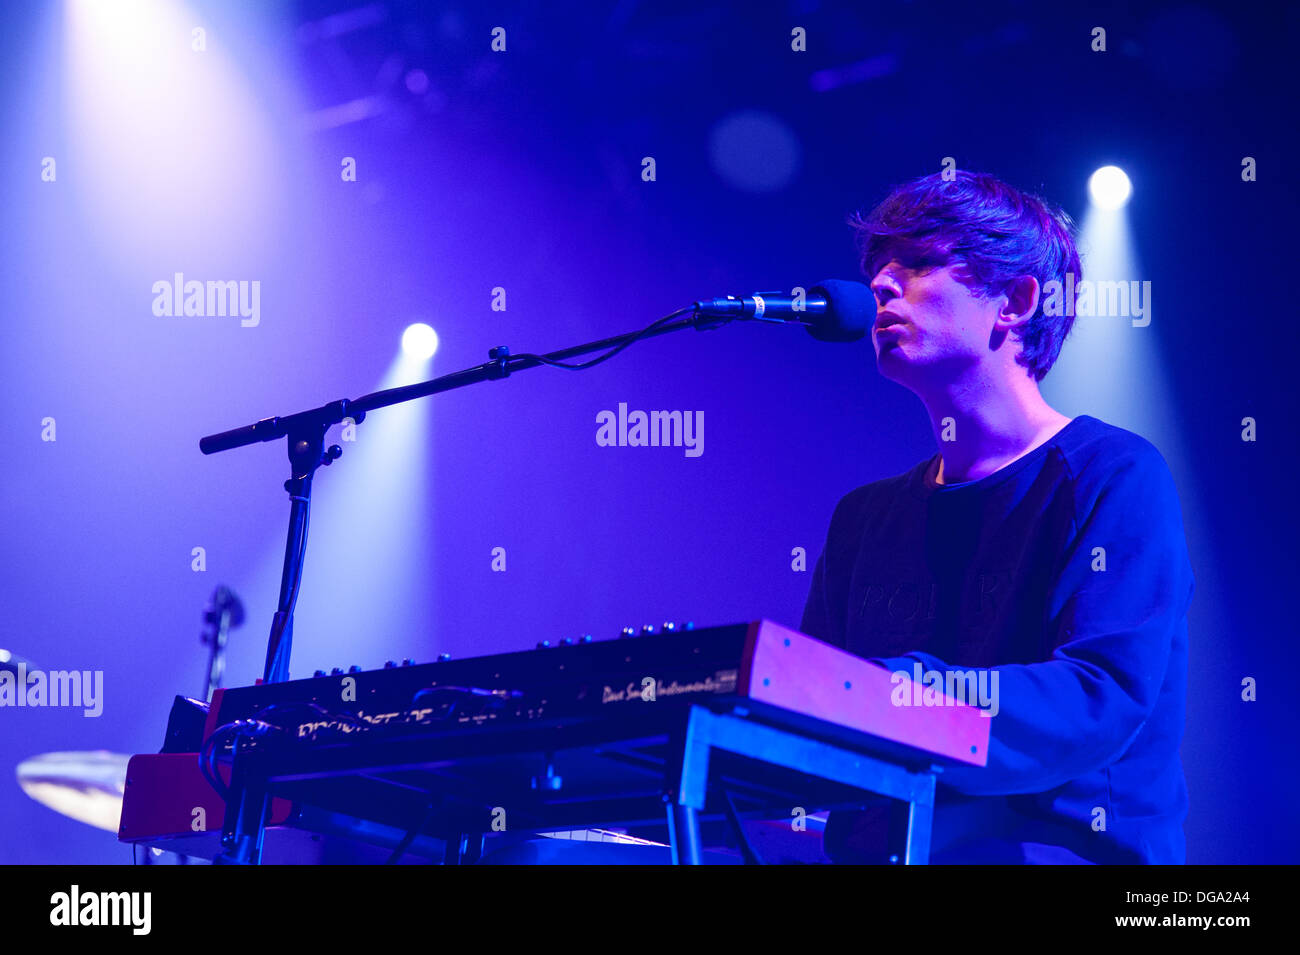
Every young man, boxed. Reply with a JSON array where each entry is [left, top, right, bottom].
[[801, 170, 1194, 864]]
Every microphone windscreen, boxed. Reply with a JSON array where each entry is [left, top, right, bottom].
[[808, 280, 873, 342]]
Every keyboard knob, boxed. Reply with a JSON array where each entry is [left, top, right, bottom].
[[581, 634, 593, 643], [561, 637, 575, 645], [641, 624, 656, 636], [313, 669, 326, 678], [620, 627, 636, 639], [536, 640, 552, 649], [662, 622, 676, 632], [330, 668, 344, 676], [437, 653, 451, 662], [348, 665, 362, 674], [402, 658, 415, 667], [383, 660, 397, 669]]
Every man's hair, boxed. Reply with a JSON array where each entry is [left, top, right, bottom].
[[850, 170, 1081, 381]]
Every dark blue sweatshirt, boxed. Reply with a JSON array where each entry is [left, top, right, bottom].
[[800, 415, 1194, 864]]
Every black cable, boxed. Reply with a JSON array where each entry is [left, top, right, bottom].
[[282, 499, 310, 615], [385, 802, 440, 866], [198, 717, 286, 800], [256, 701, 369, 743], [198, 724, 235, 800]]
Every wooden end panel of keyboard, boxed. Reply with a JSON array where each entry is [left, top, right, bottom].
[[738, 619, 990, 767]]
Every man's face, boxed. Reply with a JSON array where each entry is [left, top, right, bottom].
[[868, 259, 1000, 388]]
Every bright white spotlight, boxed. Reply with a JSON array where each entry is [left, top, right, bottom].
[[1088, 166, 1132, 210], [401, 323, 439, 360]]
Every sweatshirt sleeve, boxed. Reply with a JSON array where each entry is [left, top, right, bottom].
[[868, 444, 1195, 795]]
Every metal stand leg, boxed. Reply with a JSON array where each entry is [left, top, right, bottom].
[[442, 832, 484, 865], [443, 832, 466, 865], [669, 706, 940, 866], [903, 774, 935, 865], [215, 768, 269, 866], [666, 706, 711, 865], [666, 803, 703, 865], [464, 833, 484, 864]]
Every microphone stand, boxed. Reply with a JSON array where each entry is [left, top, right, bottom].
[[199, 308, 729, 685], [201, 586, 243, 701]]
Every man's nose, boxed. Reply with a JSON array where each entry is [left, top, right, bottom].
[[870, 274, 900, 305]]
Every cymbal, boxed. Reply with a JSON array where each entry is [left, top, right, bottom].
[[16, 751, 129, 833]]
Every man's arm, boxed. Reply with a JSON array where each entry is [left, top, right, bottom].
[[869, 446, 1195, 795]]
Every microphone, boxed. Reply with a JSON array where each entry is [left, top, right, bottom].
[[203, 585, 246, 629], [692, 279, 874, 342]]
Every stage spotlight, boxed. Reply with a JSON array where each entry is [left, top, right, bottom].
[[1088, 166, 1132, 210], [401, 323, 439, 360]]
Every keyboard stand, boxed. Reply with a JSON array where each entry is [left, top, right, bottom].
[[666, 704, 936, 864]]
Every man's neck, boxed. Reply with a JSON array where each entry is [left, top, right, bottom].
[[921, 369, 1072, 485]]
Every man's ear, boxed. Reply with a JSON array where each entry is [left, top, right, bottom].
[[998, 275, 1040, 329]]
